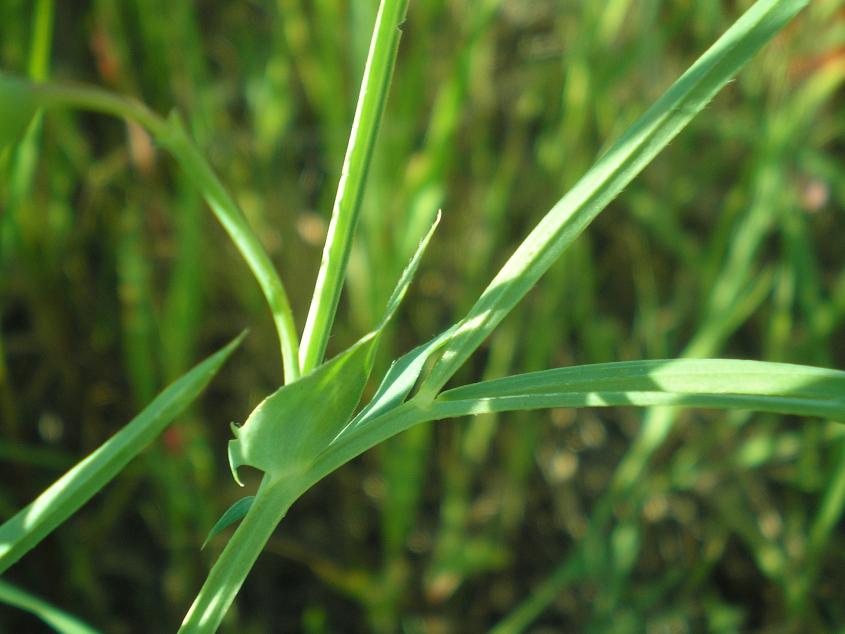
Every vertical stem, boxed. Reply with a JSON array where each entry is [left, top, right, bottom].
[[28, 0, 54, 81], [179, 475, 306, 633], [299, 0, 408, 373]]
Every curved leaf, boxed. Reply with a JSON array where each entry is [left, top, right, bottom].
[[312, 359, 845, 488], [440, 359, 845, 403], [0, 76, 300, 383], [227, 214, 440, 484], [202, 496, 255, 549], [435, 359, 845, 422], [0, 579, 100, 634]]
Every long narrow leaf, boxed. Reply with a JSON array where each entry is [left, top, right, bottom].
[[0, 579, 100, 634], [439, 359, 845, 403], [434, 358, 845, 422], [433, 392, 845, 424], [299, 0, 409, 373], [311, 359, 845, 489], [418, 0, 809, 396], [0, 77, 300, 382], [0, 333, 245, 574], [158, 114, 300, 382]]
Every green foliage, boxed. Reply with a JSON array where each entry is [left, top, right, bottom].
[[0, 334, 243, 574], [436, 359, 845, 422], [202, 496, 254, 550], [1, 0, 842, 631], [158, 113, 301, 382], [5, 80, 301, 382], [228, 334, 378, 483], [183, 211, 440, 630], [300, 0, 410, 373], [228, 211, 437, 486], [419, 0, 812, 396], [0, 579, 99, 634]]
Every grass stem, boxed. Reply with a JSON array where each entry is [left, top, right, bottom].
[[299, 0, 408, 373]]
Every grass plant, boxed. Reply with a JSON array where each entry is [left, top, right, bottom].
[[1, 0, 844, 631]]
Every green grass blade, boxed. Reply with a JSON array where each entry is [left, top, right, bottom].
[[435, 359, 845, 422], [0, 578, 100, 634], [377, 209, 440, 330], [439, 359, 845, 402], [0, 78, 300, 383], [202, 496, 255, 550], [418, 0, 810, 397], [433, 389, 845, 422], [299, 0, 409, 373], [311, 359, 845, 492], [158, 113, 300, 382], [228, 212, 439, 483], [184, 216, 439, 631], [26, 0, 54, 81], [0, 333, 245, 574]]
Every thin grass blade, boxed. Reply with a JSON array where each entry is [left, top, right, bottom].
[[0, 333, 245, 574], [0, 579, 100, 634], [310, 359, 845, 490], [0, 78, 300, 383], [434, 359, 845, 422], [202, 496, 255, 550], [419, 0, 810, 396], [299, 0, 410, 373], [440, 359, 845, 402]]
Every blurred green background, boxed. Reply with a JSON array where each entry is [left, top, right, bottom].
[[2, 0, 845, 632]]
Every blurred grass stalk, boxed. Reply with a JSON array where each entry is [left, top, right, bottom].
[[0, 579, 98, 634], [0, 0, 54, 441]]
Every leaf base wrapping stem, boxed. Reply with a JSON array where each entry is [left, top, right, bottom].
[[179, 474, 308, 634]]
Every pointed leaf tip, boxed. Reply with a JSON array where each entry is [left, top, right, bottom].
[[227, 440, 245, 487], [380, 211, 442, 329], [202, 496, 255, 549]]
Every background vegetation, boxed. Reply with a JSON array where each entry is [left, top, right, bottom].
[[1, 0, 844, 631]]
